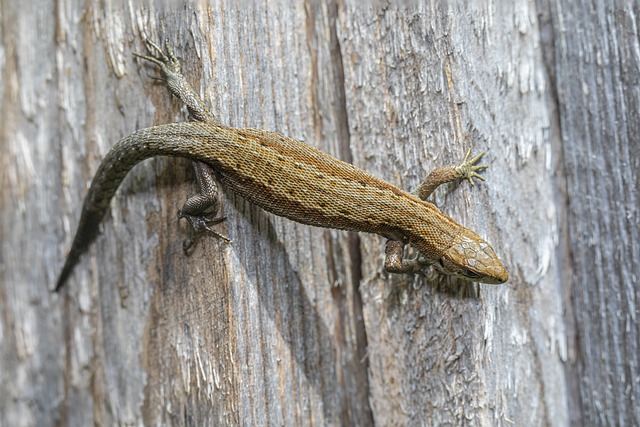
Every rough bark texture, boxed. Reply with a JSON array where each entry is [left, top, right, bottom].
[[340, 3, 564, 425], [0, 1, 637, 426], [541, 1, 640, 425]]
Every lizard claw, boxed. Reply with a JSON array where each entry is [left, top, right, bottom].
[[455, 149, 488, 186], [133, 38, 182, 79], [179, 211, 231, 255]]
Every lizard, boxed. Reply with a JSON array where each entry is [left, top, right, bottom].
[[54, 40, 508, 291]]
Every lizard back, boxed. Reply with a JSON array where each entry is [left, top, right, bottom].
[[174, 122, 462, 252]]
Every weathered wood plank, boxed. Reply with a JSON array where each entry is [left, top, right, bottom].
[[338, 2, 567, 425], [3, 1, 636, 426], [544, 1, 640, 425], [2, 2, 369, 425]]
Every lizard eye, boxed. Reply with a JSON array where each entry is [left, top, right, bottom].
[[462, 269, 482, 279]]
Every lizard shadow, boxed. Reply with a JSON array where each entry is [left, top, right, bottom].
[[220, 187, 347, 421], [151, 160, 339, 356], [429, 277, 481, 299], [148, 160, 475, 422], [383, 269, 482, 320], [124, 160, 357, 422]]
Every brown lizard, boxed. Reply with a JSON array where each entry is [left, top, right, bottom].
[[54, 40, 508, 291]]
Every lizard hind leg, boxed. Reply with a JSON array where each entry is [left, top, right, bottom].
[[178, 162, 230, 255], [135, 39, 229, 252]]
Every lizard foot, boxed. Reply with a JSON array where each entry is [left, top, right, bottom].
[[179, 211, 230, 255], [133, 38, 182, 79], [454, 149, 488, 186], [384, 240, 429, 276]]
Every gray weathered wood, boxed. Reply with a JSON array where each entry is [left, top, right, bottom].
[[1, 1, 637, 426], [542, 1, 640, 425], [340, 2, 566, 425], [1, 2, 369, 425]]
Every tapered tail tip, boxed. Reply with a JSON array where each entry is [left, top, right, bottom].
[[53, 259, 75, 292]]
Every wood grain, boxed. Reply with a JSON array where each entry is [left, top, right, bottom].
[[1, 0, 637, 426], [542, 1, 640, 424]]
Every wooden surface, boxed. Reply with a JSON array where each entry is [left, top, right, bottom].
[[0, 1, 637, 426], [543, 1, 640, 425]]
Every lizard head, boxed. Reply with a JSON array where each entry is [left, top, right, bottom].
[[434, 227, 508, 284]]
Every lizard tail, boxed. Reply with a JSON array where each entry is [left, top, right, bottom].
[[54, 211, 105, 291], [55, 123, 214, 291]]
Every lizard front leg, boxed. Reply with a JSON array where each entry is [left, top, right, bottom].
[[384, 150, 488, 274], [135, 39, 229, 251], [412, 149, 487, 200]]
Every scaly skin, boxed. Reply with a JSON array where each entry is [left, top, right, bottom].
[[55, 41, 508, 291]]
